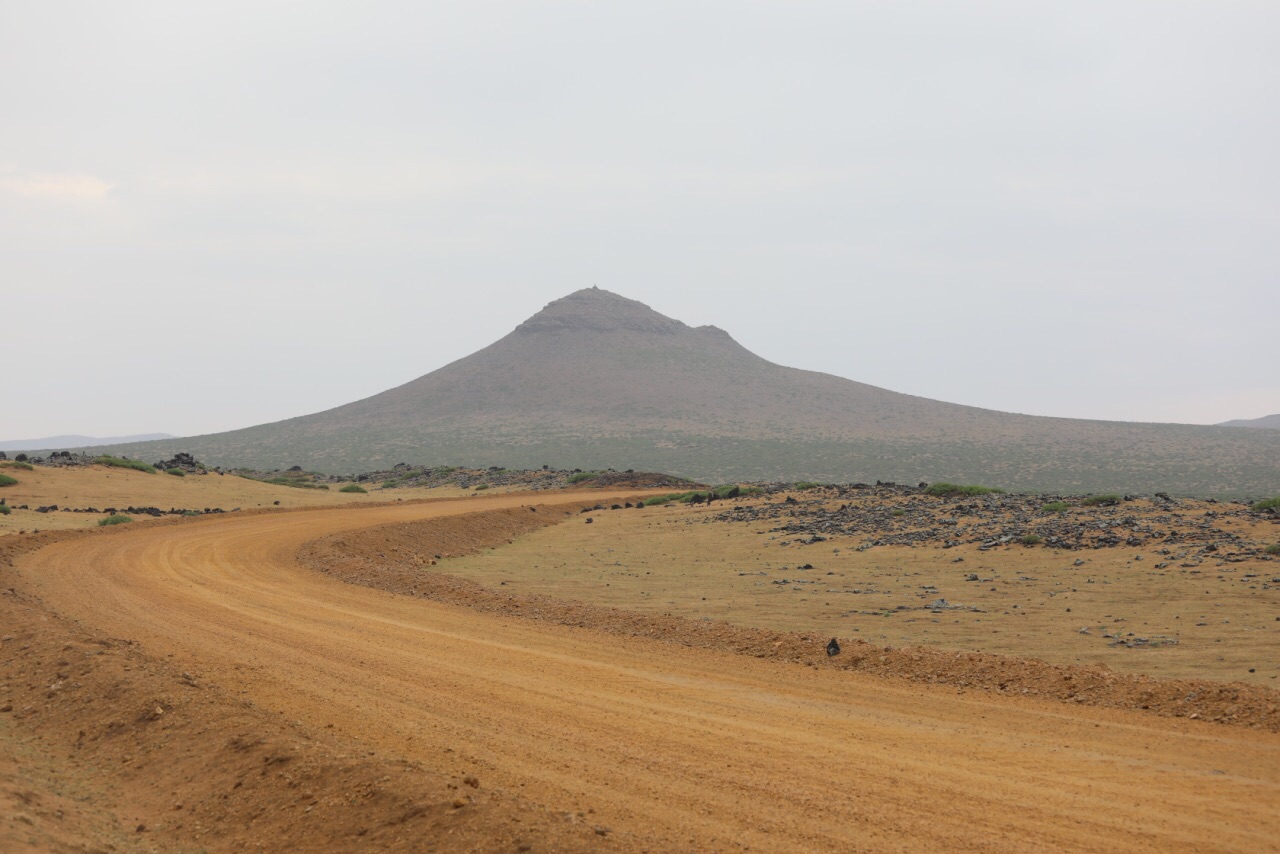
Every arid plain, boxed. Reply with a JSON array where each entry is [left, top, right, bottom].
[[2, 461, 1279, 851]]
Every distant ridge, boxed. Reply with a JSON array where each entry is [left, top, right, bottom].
[[1218, 414, 1280, 430], [0, 433, 175, 452], [56, 288, 1280, 496]]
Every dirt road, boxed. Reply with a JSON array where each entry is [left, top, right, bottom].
[[13, 493, 1280, 851]]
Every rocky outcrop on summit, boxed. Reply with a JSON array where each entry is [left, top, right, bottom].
[[56, 288, 1280, 496], [515, 288, 691, 335]]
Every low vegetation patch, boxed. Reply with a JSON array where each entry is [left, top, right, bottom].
[[0, 503, 10, 515], [1020, 534, 1043, 546], [95, 455, 156, 474], [338, 484, 368, 494], [794, 481, 824, 490], [1265, 544, 1280, 556], [641, 485, 756, 506], [0, 474, 17, 487], [924, 482, 1005, 497], [1041, 501, 1069, 513], [0, 461, 34, 471], [567, 471, 600, 484], [1251, 497, 1280, 512], [1081, 494, 1122, 507], [474, 484, 490, 491], [165, 468, 185, 477], [98, 514, 133, 526], [263, 477, 329, 490]]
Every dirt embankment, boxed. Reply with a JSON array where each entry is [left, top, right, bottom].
[[299, 503, 1280, 731]]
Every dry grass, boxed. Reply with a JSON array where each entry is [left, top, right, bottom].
[[0, 465, 482, 535], [445, 496, 1280, 687]]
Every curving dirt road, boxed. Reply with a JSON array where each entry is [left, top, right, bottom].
[[14, 493, 1280, 851]]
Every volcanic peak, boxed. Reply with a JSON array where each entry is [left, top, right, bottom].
[[515, 287, 692, 336]]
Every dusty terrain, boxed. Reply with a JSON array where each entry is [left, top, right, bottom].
[[3, 490, 1279, 851], [435, 486, 1280, 686], [0, 462, 481, 535]]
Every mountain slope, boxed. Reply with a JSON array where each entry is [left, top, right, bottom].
[[63, 288, 1280, 496], [0, 433, 174, 452], [1218, 414, 1280, 430]]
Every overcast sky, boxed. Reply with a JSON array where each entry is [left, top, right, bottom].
[[3, 1, 1277, 440]]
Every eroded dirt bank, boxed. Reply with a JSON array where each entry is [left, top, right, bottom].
[[3, 493, 1279, 852]]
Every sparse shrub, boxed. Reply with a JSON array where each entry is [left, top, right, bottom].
[[795, 481, 823, 490], [1020, 534, 1043, 546], [1, 461, 34, 471], [339, 484, 367, 493], [263, 477, 328, 490], [567, 471, 599, 484], [1041, 501, 1069, 513], [1264, 544, 1280, 556], [95, 455, 156, 474], [0, 503, 10, 515], [474, 484, 490, 491], [1251, 497, 1280, 512], [891, 509, 906, 517], [165, 468, 185, 477], [98, 514, 133, 526], [925, 482, 1005, 497], [0, 474, 16, 487], [1081, 494, 1121, 507]]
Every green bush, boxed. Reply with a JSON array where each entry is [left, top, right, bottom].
[[0, 461, 33, 471], [1020, 534, 1043, 546], [0, 503, 10, 515], [0, 474, 16, 487], [1264, 544, 1280, 556], [925, 482, 1005, 497], [567, 471, 599, 484], [98, 514, 133, 526], [95, 456, 156, 474], [1251, 497, 1280, 512], [1081, 494, 1121, 507], [165, 468, 185, 477], [338, 484, 367, 493], [474, 484, 490, 491], [794, 481, 823, 490], [1041, 501, 1069, 513]]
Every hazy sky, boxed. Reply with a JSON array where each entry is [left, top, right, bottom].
[[3, 1, 1276, 439]]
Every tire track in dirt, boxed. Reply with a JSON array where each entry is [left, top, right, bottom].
[[6, 493, 1280, 851]]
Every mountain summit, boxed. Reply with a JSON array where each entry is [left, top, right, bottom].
[[515, 287, 692, 335], [68, 288, 1280, 495]]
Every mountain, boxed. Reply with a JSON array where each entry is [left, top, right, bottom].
[[0, 433, 174, 452], [58, 288, 1280, 496], [1218, 414, 1280, 430]]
